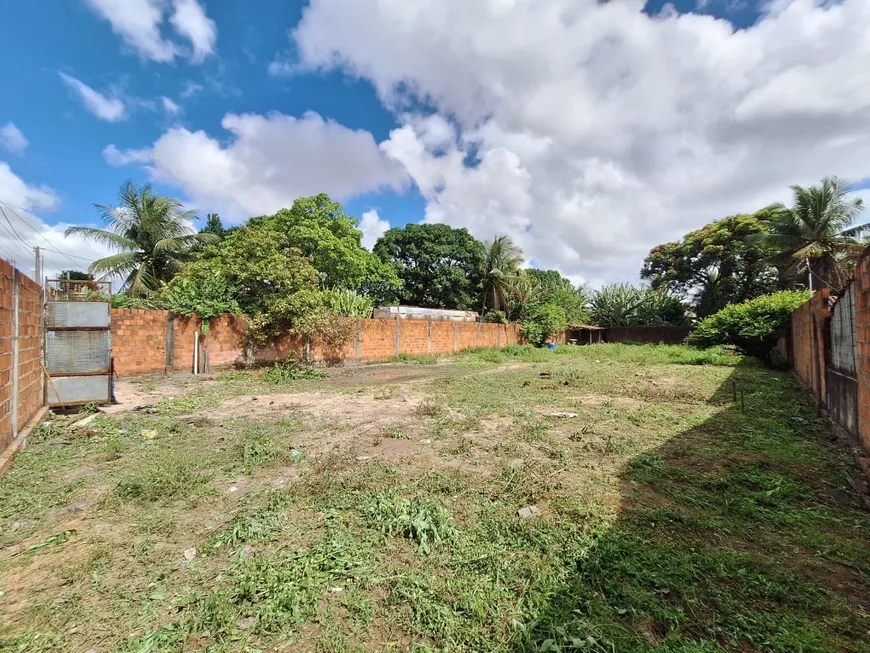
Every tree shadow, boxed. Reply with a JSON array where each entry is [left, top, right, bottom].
[[515, 366, 870, 652]]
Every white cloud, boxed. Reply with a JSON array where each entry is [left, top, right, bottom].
[[290, 0, 870, 283], [0, 123, 28, 153], [161, 96, 181, 115], [0, 162, 111, 279], [107, 111, 408, 220], [180, 81, 204, 98], [359, 209, 390, 250], [59, 73, 126, 122], [84, 0, 216, 63], [103, 144, 152, 166], [168, 0, 217, 63]]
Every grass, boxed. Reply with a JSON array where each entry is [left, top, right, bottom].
[[390, 352, 439, 365], [1, 344, 868, 652]]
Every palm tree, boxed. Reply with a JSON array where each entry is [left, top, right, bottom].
[[479, 235, 524, 314], [66, 181, 217, 295], [756, 177, 867, 291]]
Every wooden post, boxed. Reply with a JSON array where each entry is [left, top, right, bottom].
[[394, 318, 400, 357]]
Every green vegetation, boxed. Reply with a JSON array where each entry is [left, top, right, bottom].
[[520, 302, 568, 346], [390, 352, 438, 365], [2, 344, 867, 652], [374, 222, 486, 311], [589, 283, 685, 327], [689, 290, 810, 362], [66, 180, 218, 295], [263, 355, 326, 383]]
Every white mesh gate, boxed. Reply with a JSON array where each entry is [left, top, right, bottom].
[[44, 279, 112, 407]]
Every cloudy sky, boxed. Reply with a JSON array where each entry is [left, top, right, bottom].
[[1, 0, 869, 285]]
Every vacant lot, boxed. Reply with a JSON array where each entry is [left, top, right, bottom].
[[1, 344, 868, 653]]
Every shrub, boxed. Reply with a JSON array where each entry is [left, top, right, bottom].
[[263, 356, 326, 384], [687, 290, 809, 363], [483, 310, 508, 324], [321, 287, 374, 318], [521, 303, 568, 346], [590, 283, 684, 327]]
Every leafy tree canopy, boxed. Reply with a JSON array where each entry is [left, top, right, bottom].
[[524, 268, 590, 325], [200, 213, 225, 240], [641, 214, 781, 317], [374, 223, 485, 310], [252, 194, 400, 304]]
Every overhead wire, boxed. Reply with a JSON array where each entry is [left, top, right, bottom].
[[0, 199, 94, 268]]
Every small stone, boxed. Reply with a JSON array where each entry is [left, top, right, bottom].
[[10, 521, 23, 532], [507, 458, 524, 469], [71, 414, 99, 429], [182, 547, 197, 562], [236, 616, 256, 630], [328, 587, 344, 594], [517, 506, 542, 519], [401, 394, 409, 402], [228, 486, 239, 494], [240, 545, 254, 559], [420, 439, 432, 445], [548, 412, 578, 419], [356, 455, 373, 461], [68, 499, 91, 513]]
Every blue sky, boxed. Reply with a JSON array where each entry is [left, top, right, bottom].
[[1, 0, 868, 283]]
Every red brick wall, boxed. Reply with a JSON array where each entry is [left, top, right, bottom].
[[855, 255, 870, 453], [791, 290, 831, 408], [109, 312, 526, 373], [109, 309, 169, 376], [0, 260, 44, 453]]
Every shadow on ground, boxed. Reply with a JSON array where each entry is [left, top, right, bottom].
[[516, 366, 870, 652]]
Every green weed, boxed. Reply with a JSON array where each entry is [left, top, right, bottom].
[[363, 492, 456, 553]]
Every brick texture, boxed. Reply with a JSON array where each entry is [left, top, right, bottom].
[[109, 311, 525, 373], [0, 260, 44, 454], [855, 255, 870, 454], [791, 290, 831, 408]]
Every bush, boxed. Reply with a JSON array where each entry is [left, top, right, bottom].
[[521, 303, 568, 346], [321, 287, 374, 318], [263, 356, 326, 384], [687, 290, 809, 363], [483, 310, 508, 324], [590, 283, 685, 327]]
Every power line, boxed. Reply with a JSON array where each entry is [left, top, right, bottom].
[[0, 200, 93, 268]]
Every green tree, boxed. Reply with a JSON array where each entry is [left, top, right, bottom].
[[525, 269, 590, 324], [374, 223, 485, 310], [520, 303, 568, 346], [755, 177, 868, 291], [479, 235, 523, 314], [506, 270, 547, 322], [200, 213, 225, 239], [641, 214, 781, 317], [688, 290, 809, 363], [65, 181, 216, 295], [171, 224, 323, 341], [252, 194, 400, 303]]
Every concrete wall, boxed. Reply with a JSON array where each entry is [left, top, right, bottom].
[[110, 311, 523, 375], [0, 260, 44, 453]]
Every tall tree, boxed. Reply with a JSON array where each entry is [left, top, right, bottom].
[[200, 213, 225, 239], [374, 223, 485, 310], [525, 268, 591, 324], [65, 181, 216, 296], [479, 235, 523, 314], [641, 214, 782, 317], [756, 177, 867, 291], [250, 194, 400, 304]]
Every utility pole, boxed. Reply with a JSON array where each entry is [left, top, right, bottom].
[[807, 257, 813, 293], [33, 246, 40, 284]]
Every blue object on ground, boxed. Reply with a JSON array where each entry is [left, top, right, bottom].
[[547, 343, 558, 350]]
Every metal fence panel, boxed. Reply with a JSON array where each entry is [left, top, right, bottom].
[[46, 302, 110, 328], [830, 285, 857, 376], [46, 375, 111, 405], [45, 331, 111, 374]]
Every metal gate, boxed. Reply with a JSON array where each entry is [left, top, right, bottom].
[[44, 279, 112, 407]]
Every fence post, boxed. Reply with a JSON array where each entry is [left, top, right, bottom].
[[355, 320, 362, 361], [453, 324, 458, 352], [427, 320, 432, 354], [477, 323, 481, 347], [11, 269, 19, 439], [394, 319, 400, 357]]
